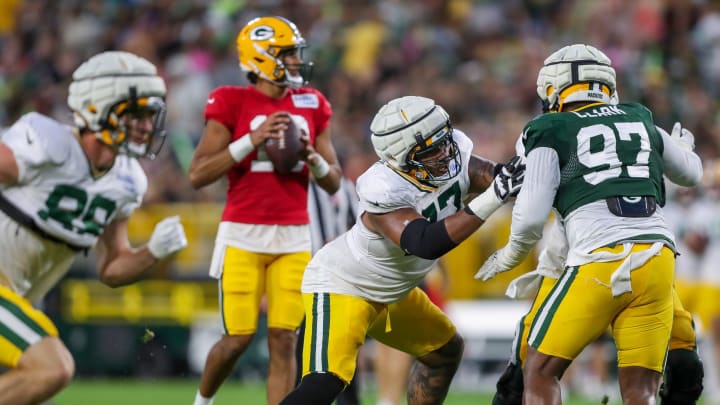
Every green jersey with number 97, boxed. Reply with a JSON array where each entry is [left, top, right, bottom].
[[522, 102, 665, 218]]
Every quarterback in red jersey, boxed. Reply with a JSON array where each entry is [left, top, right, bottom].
[[188, 16, 342, 405]]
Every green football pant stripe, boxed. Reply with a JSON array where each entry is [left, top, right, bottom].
[[0, 296, 48, 350], [309, 293, 330, 372], [528, 267, 577, 349]]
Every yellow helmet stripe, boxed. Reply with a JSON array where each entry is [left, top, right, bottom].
[[386, 164, 437, 192], [557, 83, 611, 111]]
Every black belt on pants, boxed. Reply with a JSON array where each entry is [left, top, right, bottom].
[[0, 192, 86, 252]]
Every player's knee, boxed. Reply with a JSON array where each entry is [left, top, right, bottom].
[[280, 372, 345, 405], [660, 348, 704, 405], [493, 362, 523, 405], [268, 328, 297, 353], [441, 333, 464, 362], [425, 333, 464, 368], [220, 334, 254, 357], [38, 354, 75, 394]]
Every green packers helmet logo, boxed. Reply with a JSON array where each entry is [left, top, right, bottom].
[[250, 26, 275, 41]]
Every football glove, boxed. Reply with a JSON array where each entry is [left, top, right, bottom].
[[493, 155, 526, 202], [669, 122, 695, 151], [475, 248, 511, 281], [466, 155, 526, 220], [148, 215, 188, 259]]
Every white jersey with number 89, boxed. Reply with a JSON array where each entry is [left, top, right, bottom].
[[0, 112, 147, 299]]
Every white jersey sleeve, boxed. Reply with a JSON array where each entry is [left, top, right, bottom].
[[0, 113, 147, 249], [1, 113, 73, 184], [657, 127, 703, 187], [356, 163, 418, 214]]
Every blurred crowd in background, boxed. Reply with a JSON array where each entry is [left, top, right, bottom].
[[3, 0, 720, 194], [3, 0, 720, 393]]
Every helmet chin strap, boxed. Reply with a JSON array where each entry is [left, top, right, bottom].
[[125, 141, 148, 158], [285, 73, 304, 89]]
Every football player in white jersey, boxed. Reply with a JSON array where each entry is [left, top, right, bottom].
[[0, 51, 187, 404], [280, 96, 526, 405]]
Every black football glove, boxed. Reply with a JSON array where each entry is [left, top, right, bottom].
[[493, 155, 526, 202]]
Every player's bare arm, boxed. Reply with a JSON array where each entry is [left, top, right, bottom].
[[188, 112, 288, 188], [0, 143, 19, 185], [94, 217, 156, 288], [95, 214, 186, 288], [467, 154, 497, 195], [302, 127, 342, 194]]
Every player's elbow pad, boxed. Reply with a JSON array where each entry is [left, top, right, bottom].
[[400, 218, 458, 260]]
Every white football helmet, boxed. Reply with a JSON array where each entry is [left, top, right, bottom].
[[536, 44, 617, 112], [67, 51, 167, 159], [370, 96, 461, 185]]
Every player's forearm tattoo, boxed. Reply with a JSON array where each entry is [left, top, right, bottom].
[[468, 155, 497, 193]]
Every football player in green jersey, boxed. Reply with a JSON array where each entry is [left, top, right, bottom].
[[476, 44, 703, 404]]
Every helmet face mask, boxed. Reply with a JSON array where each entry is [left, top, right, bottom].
[[407, 125, 461, 184], [371, 96, 461, 186], [536, 44, 617, 112], [238, 16, 314, 88], [67, 51, 167, 159], [110, 95, 167, 159]]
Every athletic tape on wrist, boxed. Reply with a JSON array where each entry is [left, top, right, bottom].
[[309, 156, 330, 178], [228, 134, 253, 162], [467, 187, 503, 220]]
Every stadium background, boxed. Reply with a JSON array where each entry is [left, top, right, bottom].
[[2, 0, 720, 403]]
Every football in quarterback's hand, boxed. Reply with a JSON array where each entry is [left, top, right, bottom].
[[265, 114, 303, 174]]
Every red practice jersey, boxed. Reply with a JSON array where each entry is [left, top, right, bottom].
[[205, 85, 332, 225]]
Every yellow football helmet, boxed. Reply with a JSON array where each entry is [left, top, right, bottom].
[[236, 16, 313, 88]]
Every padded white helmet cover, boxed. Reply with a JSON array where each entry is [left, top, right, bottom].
[[370, 96, 450, 171], [536, 44, 616, 110], [68, 51, 166, 131]]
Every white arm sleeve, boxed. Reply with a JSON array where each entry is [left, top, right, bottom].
[[657, 126, 703, 186], [499, 147, 560, 268]]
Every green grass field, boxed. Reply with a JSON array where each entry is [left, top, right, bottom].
[[53, 379, 629, 405]]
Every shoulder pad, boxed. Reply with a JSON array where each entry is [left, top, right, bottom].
[[7, 113, 74, 165], [115, 156, 148, 198], [357, 163, 417, 213]]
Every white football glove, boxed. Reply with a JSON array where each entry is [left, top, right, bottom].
[[669, 122, 695, 151], [475, 248, 512, 281], [148, 216, 188, 259]]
